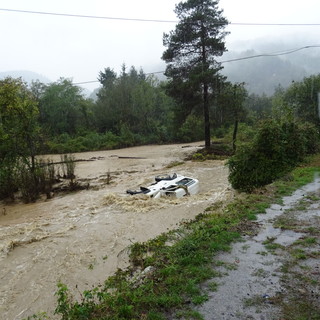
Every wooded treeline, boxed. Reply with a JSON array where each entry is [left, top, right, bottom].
[[0, 65, 250, 156], [1, 70, 320, 200]]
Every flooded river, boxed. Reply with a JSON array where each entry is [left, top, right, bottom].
[[0, 142, 232, 319]]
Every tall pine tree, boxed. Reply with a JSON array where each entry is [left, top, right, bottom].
[[162, 0, 229, 148]]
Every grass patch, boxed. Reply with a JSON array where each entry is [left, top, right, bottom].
[[290, 248, 307, 260], [306, 194, 320, 201], [273, 215, 301, 231], [281, 299, 320, 320], [252, 268, 269, 277], [294, 237, 317, 247], [208, 281, 219, 292]]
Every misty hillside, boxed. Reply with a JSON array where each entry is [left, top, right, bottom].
[[0, 70, 94, 97], [221, 40, 320, 95], [0, 70, 51, 84], [2, 40, 320, 98]]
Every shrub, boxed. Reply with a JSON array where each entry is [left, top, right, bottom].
[[228, 120, 319, 192], [102, 131, 121, 149], [17, 161, 40, 203], [60, 154, 76, 179], [176, 115, 204, 142], [0, 160, 18, 200]]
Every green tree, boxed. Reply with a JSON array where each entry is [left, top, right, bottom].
[[282, 75, 320, 127], [162, 0, 229, 148], [0, 77, 41, 199], [35, 78, 92, 136], [244, 93, 272, 121], [271, 85, 295, 124], [213, 81, 247, 149], [0, 77, 40, 165], [229, 83, 247, 152], [94, 66, 174, 143]]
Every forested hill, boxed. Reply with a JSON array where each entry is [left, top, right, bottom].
[[220, 40, 320, 96]]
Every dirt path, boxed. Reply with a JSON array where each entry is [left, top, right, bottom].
[[0, 142, 233, 320], [197, 177, 320, 319]]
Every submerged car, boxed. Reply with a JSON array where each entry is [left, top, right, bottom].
[[126, 173, 199, 199]]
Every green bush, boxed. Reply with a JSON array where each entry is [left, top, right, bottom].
[[0, 160, 18, 200], [228, 120, 319, 192], [0, 157, 60, 202], [118, 124, 137, 148], [176, 115, 204, 142], [45, 131, 122, 153], [102, 131, 121, 149], [298, 121, 320, 154]]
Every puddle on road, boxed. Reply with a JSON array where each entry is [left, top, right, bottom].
[[198, 176, 320, 320]]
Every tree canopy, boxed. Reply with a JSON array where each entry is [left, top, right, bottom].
[[0, 77, 40, 162], [0, 77, 41, 199], [33, 78, 92, 136], [94, 65, 174, 144], [162, 0, 229, 148]]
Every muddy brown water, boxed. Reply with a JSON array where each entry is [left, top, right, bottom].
[[0, 142, 232, 320]]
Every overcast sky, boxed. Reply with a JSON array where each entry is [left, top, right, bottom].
[[1, 0, 320, 91]]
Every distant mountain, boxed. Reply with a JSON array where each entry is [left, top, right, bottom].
[[220, 51, 308, 95], [220, 39, 320, 96], [0, 70, 51, 84]]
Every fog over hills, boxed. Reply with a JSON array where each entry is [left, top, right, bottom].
[[2, 39, 320, 98], [0, 70, 51, 84], [220, 38, 320, 95], [0, 70, 93, 97]]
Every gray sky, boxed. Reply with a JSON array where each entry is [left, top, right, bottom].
[[1, 0, 320, 91]]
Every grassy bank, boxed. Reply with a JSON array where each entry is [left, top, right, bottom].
[[27, 156, 320, 320]]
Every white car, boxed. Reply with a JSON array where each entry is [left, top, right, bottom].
[[127, 173, 199, 199]]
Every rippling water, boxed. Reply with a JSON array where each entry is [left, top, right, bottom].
[[0, 143, 232, 319]]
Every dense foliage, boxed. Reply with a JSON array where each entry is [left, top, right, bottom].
[[0, 78, 41, 200], [34, 78, 94, 136], [228, 118, 320, 192], [227, 74, 320, 192], [94, 66, 174, 145]]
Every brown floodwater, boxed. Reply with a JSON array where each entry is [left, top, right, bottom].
[[0, 142, 232, 319]]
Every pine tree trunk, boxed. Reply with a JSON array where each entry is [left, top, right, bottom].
[[232, 119, 238, 152], [203, 83, 211, 149]]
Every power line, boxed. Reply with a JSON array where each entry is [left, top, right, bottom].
[[219, 45, 320, 63], [74, 71, 165, 86], [1, 7, 320, 26], [0, 8, 177, 23], [73, 45, 320, 86], [230, 22, 320, 26]]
